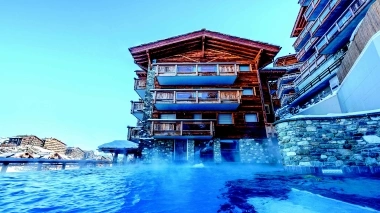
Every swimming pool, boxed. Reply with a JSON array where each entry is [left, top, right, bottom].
[[0, 164, 379, 213]]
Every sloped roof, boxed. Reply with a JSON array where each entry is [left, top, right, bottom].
[[129, 29, 281, 69], [98, 140, 138, 150]]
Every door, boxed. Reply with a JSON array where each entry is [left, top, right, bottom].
[[174, 139, 187, 161]]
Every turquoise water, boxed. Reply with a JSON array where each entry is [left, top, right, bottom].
[[0, 164, 379, 213]]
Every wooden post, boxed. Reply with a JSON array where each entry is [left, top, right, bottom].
[[37, 163, 42, 171], [1, 163, 9, 173], [113, 152, 119, 164]]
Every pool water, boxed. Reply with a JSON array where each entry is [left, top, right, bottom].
[[0, 164, 379, 213]]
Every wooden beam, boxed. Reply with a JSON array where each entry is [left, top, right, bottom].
[[253, 49, 263, 70], [202, 36, 205, 58], [146, 50, 151, 69], [207, 43, 256, 59]]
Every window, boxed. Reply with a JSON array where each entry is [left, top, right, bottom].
[[218, 114, 233, 124], [239, 65, 250, 72], [264, 104, 271, 114], [194, 114, 202, 119], [245, 113, 258, 122], [242, 88, 253, 96], [160, 114, 176, 119]]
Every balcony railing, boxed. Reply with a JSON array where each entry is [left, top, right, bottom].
[[149, 119, 215, 139], [293, 21, 314, 51], [281, 94, 295, 106], [155, 63, 238, 76], [304, 0, 329, 21], [152, 89, 242, 111], [134, 78, 146, 98], [294, 54, 327, 86], [296, 37, 318, 61], [131, 101, 144, 120], [155, 63, 240, 85], [277, 83, 295, 98], [127, 126, 144, 142], [315, 0, 373, 54], [277, 73, 300, 89], [287, 53, 345, 105]]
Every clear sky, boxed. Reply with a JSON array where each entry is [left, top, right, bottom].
[[0, 0, 299, 150]]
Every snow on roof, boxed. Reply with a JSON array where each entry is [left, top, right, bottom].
[[98, 140, 138, 149]]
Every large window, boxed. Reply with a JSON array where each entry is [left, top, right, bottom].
[[245, 113, 258, 123], [242, 88, 253, 96], [218, 114, 233, 124]]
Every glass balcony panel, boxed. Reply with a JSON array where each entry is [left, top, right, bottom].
[[157, 65, 176, 74], [156, 92, 174, 102], [198, 91, 219, 102], [219, 65, 236, 74], [197, 65, 217, 72], [305, 4, 314, 18], [337, 10, 353, 28], [326, 25, 339, 40], [177, 65, 196, 73]]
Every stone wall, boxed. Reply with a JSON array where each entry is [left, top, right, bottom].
[[142, 140, 174, 163], [239, 138, 279, 164], [275, 111, 380, 168], [187, 140, 195, 163], [213, 138, 222, 163]]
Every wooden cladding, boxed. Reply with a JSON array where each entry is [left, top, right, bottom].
[[337, 0, 380, 82]]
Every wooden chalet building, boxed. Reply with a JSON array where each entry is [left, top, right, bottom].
[[43, 137, 67, 154], [128, 29, 281, 163], [7, 135, 44, 147], [65, 147, 85, 160]]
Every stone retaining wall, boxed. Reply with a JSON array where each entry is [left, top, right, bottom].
[[274, 112, 380, 168], [239, 138, 279, 164]]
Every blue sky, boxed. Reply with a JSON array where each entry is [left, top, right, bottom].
[[0, 0, 298, 150]]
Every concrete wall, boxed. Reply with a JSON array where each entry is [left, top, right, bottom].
[[338, 32, 380, 113], [298, 93, 342, 115]]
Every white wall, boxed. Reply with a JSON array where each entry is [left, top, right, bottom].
[[338, 32, 380, 113], [298, 93, 342, 115]]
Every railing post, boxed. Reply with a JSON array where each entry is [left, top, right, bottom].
[[210, 121, 213, 136], [180, 121, 183, 136], [173, 91, 176, 103], [216, 64, 220, 76], [218, 91, 221, 103], [195, 64, 198, 76], [62, 163, 66, 170], [175, 65, 178, 76], [1, 163, 9, 173], [196, 91, 199, 103], [153, 91, 157, 104], [151, 121, 154, 136], [234, 64, 237, 75]]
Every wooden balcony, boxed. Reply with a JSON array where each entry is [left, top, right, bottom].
[[277, 83, 295, 99], [130, 101, 144, 120], [127, 126, 143, 142], [149, 119, 215, 139], [152, 89, 242, 111], [134, 78, 146, 98], [155, 63, 239, 86], [304, 0, 329, 21], [277, 73, 299, 89], [315, 0, 374, 54]]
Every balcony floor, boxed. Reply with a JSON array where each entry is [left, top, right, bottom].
[[154, 103, 240, 111], [157, 76, 237, 86]]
